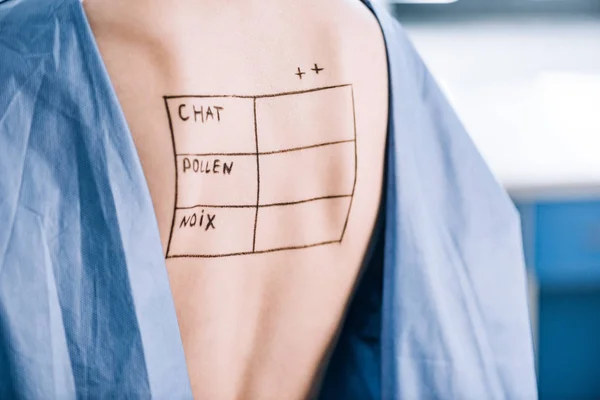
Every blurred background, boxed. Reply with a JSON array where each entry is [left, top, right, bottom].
[[381, 0, 600, 398]]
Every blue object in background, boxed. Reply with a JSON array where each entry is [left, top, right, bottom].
[[518, 199, 600, 399], [520, 201, 600, 288], [539, 288, 600, 400]]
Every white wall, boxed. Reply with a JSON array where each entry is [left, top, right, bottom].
[[404, 18, 600, 194]]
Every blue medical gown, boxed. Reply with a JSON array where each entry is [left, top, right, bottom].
[[0, 0, 537, 398]]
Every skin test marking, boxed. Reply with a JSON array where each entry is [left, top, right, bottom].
[[311, 63, 324, 74], [163, 84, 357, 258]]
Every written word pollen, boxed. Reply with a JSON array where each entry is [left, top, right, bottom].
[[182, 157, 234, 175], [179, 209, 216, 231], [178, 103, 223, 123]]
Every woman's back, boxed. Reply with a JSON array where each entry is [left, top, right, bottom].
[[85, 0, 388, 397]]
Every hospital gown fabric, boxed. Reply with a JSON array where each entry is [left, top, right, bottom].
[[0, 0, 537, 398]]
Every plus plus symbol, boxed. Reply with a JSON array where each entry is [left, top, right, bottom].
[[295, 67, 306, 79], [311, 63, 324, 74]]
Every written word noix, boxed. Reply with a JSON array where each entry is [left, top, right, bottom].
[[180, 209, 216, 231], [178, 104, 223, 123]]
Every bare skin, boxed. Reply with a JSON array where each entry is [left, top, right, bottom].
[[83, 0, 388, 398]]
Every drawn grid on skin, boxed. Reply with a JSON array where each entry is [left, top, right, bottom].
[[252, 97, 260, 252], [164, 96, 178, 257], [175, 139, 355, 158], [164, 85, 356, 258], [339, 85, 358, 241]]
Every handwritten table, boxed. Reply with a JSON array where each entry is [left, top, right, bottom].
[[164, 84, 357, 258]]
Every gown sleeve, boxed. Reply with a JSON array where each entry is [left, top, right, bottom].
[[0, 1, 192, 398], [373, 5, 538, 399]]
